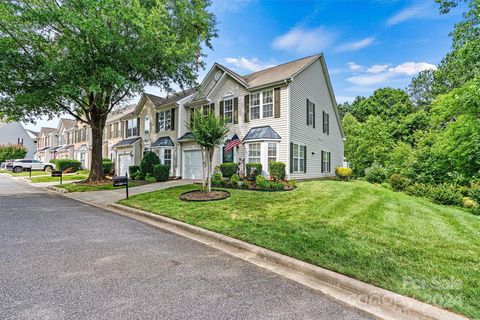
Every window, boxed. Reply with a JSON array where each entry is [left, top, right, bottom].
[[157, 111, 171, 132], [113, 123, 119, 138], [126, 119, 137, 137], [164, 149, 172, 168], [292, 144, 305, 172], [262, 90, 273, 118], [248, 143, 261, 163], [267, 143, 277, 170], [322, 151, 331, 173], [250, 90, 274, 120], [307, 100, 315, 127], [144, 116, 150, 134], [223, 99, 233, 124], [250, 93, 260, 120], [323, 111, 329, 134], [203, 104, 210, 117]]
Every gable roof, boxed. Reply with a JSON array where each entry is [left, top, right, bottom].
[[144, 93, 165, 106], [151, 136, 175, 147], [158, 88, 195, 107], [243, 126, 281, 142], [107, 104, 136, 123], [39, 127, 56, 136], [57, 118, 75, 132]]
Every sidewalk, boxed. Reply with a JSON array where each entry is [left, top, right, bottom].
[[65, 179, 196, 205]]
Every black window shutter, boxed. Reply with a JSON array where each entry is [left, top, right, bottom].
[[313, 102, 316, 128], [233, 97, 239, 124], [322, 111, 326, 133], [321, 151, 324, 173], [171, 108, 175, 131], [327, 113, 330, 135], [219, 100, 224, 120], [306, 99, 310, 126], [137, 117, 140, 135], [290, 142, 294, 173], [274, 87, 281, 118], [244, 95, 250, 123], [303, 146, 307, 173], [155, 112, 159, 133], [328, 152, 331, 172]]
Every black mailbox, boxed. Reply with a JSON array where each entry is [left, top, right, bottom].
[[113, 176, 128, 187], [51, 171, 62, 177]]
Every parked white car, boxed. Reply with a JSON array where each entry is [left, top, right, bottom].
[[6, 159, 54, 173]]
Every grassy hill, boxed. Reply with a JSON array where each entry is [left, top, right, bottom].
[[120, 180, 480, 318]]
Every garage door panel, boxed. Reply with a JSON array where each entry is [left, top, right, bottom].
[[183, 150, 202, 180], [119, 154, 132, 177]]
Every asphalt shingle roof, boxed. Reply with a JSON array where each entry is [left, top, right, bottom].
[[177, 132, 195, 141], [112, 137, 141, 148]]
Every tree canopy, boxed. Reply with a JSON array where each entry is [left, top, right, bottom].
[[0, 0, 216, 182]]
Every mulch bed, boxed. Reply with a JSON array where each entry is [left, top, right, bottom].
[[180, 190, 230, 202]]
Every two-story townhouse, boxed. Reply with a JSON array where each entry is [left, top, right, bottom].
[[35, 127, 58, 162], [112, 90, 194, 176], [71, 119, 91, 169], [103, 105, 135, 162], [56, 118, 76, 159], [182, 53, 344, 180]]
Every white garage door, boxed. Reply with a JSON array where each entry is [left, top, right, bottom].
[[183, 150, 203, 180], [118, 154, 132, 177]]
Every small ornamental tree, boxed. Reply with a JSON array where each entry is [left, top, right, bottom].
[[0, 0, 216, 183], [187, 111, 228, 193], [0, 144, 27, 162]]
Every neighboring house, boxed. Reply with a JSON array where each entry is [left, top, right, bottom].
[[112, 90, 194, 176], [35, 127, 58, 162], [103, 105, 135, 162], [0, 121, 38, 159], [71, 119, 91, 169], [183, 53, 344, 180], [56, 118, 76, 159]]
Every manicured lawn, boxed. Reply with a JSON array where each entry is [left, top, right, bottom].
[[0, 169, 52, 177], [30, 173, 89, 183], [119, 180, 480, 318], [56, 180, 143, 192]]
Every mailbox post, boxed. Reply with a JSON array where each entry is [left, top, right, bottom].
[[113, 173, 129, 199], [51, 170, 63, 184]]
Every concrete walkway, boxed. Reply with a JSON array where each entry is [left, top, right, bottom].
[[66, 179, 196, 205]]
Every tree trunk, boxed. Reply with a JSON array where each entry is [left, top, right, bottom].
[[207, 147, 214, 193], [86, 110, 108, 183], [201, 147, 207, 192]]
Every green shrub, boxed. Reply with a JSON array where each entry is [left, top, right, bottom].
[[269, 162, 286, 181], [219, 163, 237, 179], [388, 174, 409, 191], [144, 173, 156, 183], [365, 164, 387, 184], [335, 167, 353, 181], [430, 184, 463, 206], [140, 151, 160, 175], [212, 172, 222, 186], [0, 144, 27, 162], [462, 197, 478, 209], [468, 186, 480, 204], [128, 165, 140, 177], [53, 159, 81, 172], [153, 164, 170, 182], [102, 158, 113, 175], [246, 163, 262, 181], [134, 171, 145, 180], [405, 183, 432, 198], [230, 173, 240, 187]]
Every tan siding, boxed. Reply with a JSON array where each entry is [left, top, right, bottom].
[[289, 59, 344, 179]]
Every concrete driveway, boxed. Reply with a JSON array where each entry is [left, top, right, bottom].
[[0, 176, 373, 320]]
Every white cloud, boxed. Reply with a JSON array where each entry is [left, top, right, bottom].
[[346, 62, 364, 72], [336, 96, 356, 104], [336, 37, 375, 52], [386, 2, 431, 26], [388, 62, 437, 76], [346, 61, 437, 87], [272, 26, 337, 54], [224, 57, 276, 72], [367, 64, 389, 73]]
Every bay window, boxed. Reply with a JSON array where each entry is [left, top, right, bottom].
[[268, 142, 277, 169], [164, 148, 172, 167], [247, 143, 261, 163]]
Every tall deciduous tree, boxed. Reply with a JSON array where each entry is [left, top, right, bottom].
[[186, 111, 228, 193], [0, 0, 216, 182]]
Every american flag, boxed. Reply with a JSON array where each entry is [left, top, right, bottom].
[[224, 134, 241, 152]]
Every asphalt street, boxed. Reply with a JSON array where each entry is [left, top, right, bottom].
[[0, 175, 374, 320]]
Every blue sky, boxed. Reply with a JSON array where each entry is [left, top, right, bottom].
[[25, 0, 465, 130]]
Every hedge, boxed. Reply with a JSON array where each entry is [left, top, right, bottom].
[[129, 165, 140, 177], [102, 158, 113, 175], [269, 162, 285, 181], [219, 162, 237, 178], [52, 159, 81, 172], [153, 164, 170, 182]]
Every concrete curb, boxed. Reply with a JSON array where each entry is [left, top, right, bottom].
[[107, 203, 467, 320], [45, 185, 69, 193]]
